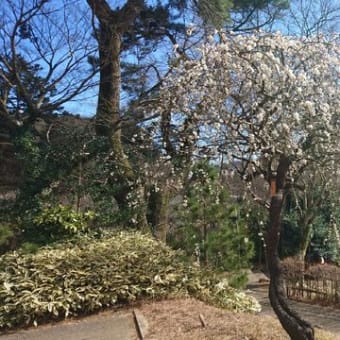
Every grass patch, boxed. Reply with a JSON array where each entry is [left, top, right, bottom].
[[0, 231, 260, 329]]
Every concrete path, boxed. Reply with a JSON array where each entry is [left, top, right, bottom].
[[0, 309, 137, 340], [247, 272, 340, 335]]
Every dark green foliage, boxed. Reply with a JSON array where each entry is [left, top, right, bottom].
[[14, 129, 50, 199], [227, 0, 289, 32], [228, 271, 249, 288], [0, 231, 260, 329], [280, 192, 339, 263], [0, 224, 16, 254], [2, 127, 93, 249], [243, 204, 267, 266], [19, 204, 95, 247], [170, 162, 228, 258], [280, 211, 302, 258], [83, 153, 139, 228], [19, 242, 41, 254], [308, 214, 338, 263], [206, 207, 254, 273], [170, 162, 254, 286], [0, 224, 14, 247], [12, 123, 87, 208], [7, 122, 147, 239], [34, 205, 94, 237], [232, 0, 289, 10], [196, 0, 232, 27], [205, 205, 254, 288]]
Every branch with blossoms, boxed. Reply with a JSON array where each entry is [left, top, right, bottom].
[[150, 31, 339, 203]]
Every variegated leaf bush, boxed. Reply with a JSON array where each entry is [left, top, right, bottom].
[[0, 231, 260, 329]]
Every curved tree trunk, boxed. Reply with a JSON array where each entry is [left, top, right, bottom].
[[266, 156, 314, 340]]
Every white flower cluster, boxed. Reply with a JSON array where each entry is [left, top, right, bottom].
[[155, 33, 340, 182]]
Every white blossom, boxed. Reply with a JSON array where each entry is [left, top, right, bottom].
[[150, 33, 339, 194]]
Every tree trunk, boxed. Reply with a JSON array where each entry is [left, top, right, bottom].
[[96, 23, 134, 176], [97, 23, 139, 221], [297, 215, 314, 262], [202, 223, 208, 266], [87, 0, 147, 229], [266, 156, 314, 340], [147, 186, 169, 241]]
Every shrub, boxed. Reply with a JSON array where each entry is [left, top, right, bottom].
[[34, 204, 95, 234], [0, 224, 16, 254], [21, 204, 95, 245], [0, 231, 260, 329]]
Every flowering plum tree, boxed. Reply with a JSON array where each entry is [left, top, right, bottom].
[[155, 33, 340, 339]]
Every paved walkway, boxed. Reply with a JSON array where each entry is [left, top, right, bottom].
[[0, 309, 137, 340], [247, 272, 340, 335]]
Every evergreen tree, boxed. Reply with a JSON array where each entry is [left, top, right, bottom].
[[170, 161, 254, 282]]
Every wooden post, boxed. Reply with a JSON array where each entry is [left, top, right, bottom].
[[199, 314, 207, 328]]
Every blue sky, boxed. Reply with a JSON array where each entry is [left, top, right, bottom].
[[66, 0, 340, 117], [2, 0, 339, 118]]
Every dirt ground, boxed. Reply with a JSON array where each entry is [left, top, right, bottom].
[[138, 298, 338, 340], [140, 298, 286, 340]]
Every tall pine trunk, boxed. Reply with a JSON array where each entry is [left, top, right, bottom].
[[87, 0, 147, 229], [97, 24, 136, 219], [266, 156, 314, 340]]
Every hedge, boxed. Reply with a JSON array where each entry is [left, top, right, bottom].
[[0, 231, 260, 329]]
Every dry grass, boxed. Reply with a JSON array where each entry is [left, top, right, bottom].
[[139, 298, 339, 340]]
